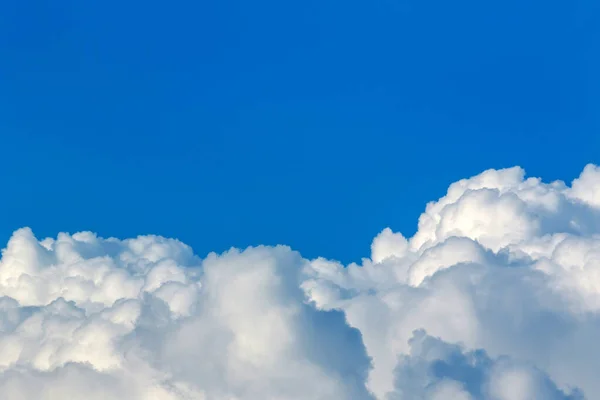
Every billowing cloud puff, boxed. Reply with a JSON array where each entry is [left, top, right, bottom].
[[0, 230, 372, 399], [2, 164, 600, 399]]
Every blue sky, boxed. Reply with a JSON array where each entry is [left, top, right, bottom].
[[1, 0, 598, 263]]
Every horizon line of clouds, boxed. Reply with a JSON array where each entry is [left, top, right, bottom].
[[1, 164, 600, 399]]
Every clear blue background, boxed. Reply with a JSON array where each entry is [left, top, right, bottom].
[[1, 0, 598, 262]]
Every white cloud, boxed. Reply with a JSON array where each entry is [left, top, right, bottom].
[[305, 164, 600, 399], [2, 164, 600, 398], [0, 231, 372, 399]]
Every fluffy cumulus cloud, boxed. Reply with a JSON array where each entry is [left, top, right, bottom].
[[0, 231, 371, 399], [2, 165, 600, 399]]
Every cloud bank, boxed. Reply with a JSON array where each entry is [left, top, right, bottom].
[[2, 165, 600, 399]]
